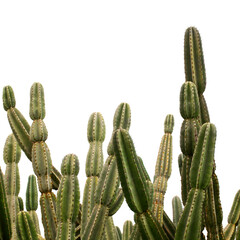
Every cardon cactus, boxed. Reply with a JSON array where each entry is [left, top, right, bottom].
[[0, 26, 239, 240]]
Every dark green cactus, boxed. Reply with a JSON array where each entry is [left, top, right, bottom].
[[175, 123, 216, 240], [3, 134, 21, 239], [26, 175, 40, 234], [113, 128, 168, 239], [0, 166, 12, 240], [30, 82, 57, 240], [184, 27, 224, 240], [56, 154, 80, 240], [179, 81, 201, 205], [18, 197, 24, 211], [152, 114, 174, 225]]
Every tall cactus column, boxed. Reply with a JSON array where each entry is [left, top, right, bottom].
[[3, 134, 21, 239], [152, 114, 174, 225], [81, 113, 105, 235], [29, 82, 57, 240], [184, 26, 224, 239], [56, 154, 80, 240]]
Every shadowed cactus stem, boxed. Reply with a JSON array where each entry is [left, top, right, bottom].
[[3, 134, 21, 239], [0, 166, 12, 240], [175, 123, 216, 240], [172, 196, 183, 227]]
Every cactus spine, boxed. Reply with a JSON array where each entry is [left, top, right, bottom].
[[2, 85, 61, 190], [152, 114, 174, 225], [81, 112, 105, 235], [3, 134, 21, 239], [29, 82, 57, 240], [175, 123, 216, 240], [56, 154, 80, 240], [26, 175, 41, 234], [184, 27, 224, 239]]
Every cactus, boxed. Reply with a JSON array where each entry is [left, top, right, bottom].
[[172, 196, 183, 227], [56, 154, 80, 240], [81, 112, 105, 234], [223, 190, 240, 240], [29, 82, 57, 240], [26, 175, 41, 234], [82, 103, 130, 240], [179, 81, 201, 205], [0, 166, 12, 240], [175, 123, 216, 240], [184, 26, 224, 239], [152, 114, 174, 225], [16, 211, 39, 240], [3, 134, 21, 239], [0, 26, 239, 240], [2, 85, 61, 190]]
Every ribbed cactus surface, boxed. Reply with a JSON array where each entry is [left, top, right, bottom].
[[0, 26, 238, 240]]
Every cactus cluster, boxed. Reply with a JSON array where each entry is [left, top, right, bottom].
[[0, 26, 240, 240]]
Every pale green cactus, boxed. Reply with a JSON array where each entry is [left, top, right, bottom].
[[3, 134, 21, 239], [29, 82, 57, 240], [152, 114, 174, 225], [172, 196, 183, 227], [81, 112, 105, 235]]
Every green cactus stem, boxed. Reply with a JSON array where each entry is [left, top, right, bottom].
[[26, 175, 40, 234], [2, 85, 61, 190], [116, 226, 122, 240], [123, 221, 133, 240], [3, 134, 21, 239], [81, 112, 105, 235], [18, 197, 24, 211], [184, 27, 224, 240], [0, 166, 12, 240], [82, 103, 131, 240], [223, 190, 240, 240], [172, 196, 183, 227], [152, 114, 174, 225], [113, 128, 169, 239], [163, 210, 176, 240], [29, 82, 57, 240], [179, 81, 201, 205], [16, 211, 39, 240], [56, 154, 80, 240], [175, 123, 216, 240]]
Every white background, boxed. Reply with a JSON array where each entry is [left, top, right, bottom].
[[1, 0, 240, 236]]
